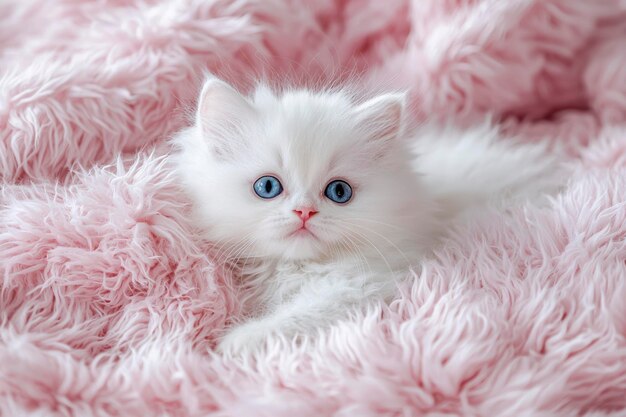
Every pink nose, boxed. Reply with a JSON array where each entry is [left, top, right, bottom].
[[293, 207, 318, 221]]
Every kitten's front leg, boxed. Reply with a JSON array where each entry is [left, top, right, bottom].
[[217, 279, 372, 356], [216, 318, 278, 355]]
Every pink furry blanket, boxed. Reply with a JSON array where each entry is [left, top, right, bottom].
[[2, 1, 626, 415]]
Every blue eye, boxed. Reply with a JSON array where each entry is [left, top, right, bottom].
[[254, 176, 283, 199], [324, 180, 352, 204]]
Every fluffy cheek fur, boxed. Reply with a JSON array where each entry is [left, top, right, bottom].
[[174, 140, 272, 258], [330, 164, 432, 261]]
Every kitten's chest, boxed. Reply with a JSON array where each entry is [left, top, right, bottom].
[[270, 262, 340, 298], [244, 260, 362, 311]]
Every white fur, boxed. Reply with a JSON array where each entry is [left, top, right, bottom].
[[171, 77, 563, 355]]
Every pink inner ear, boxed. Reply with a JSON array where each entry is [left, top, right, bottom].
[[370, 104, 403, 141], [196, 78, 256, 158], [354, 93, 405, 144], [197, 79, 248, 131]]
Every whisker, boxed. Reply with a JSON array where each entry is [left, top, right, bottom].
[[338, 231, 372, 276], [343, 217, 408, 232], [228, 239, 257, 276], [213, 230, 257, 268], [340, 220, 412, 266], [322, 220, 374, 276], [345, 228, 395, 275]]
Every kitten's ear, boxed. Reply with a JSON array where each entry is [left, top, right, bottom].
[[196, 77, 256, 159], [353, 93, 406, 155]]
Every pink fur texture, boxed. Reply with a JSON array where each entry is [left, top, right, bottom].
[[1, 0, 626, 415]]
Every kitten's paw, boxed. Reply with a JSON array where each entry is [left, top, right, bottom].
[[216, 323, 272, 356]]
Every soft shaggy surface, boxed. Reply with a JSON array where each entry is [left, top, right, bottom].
[[1, 1, 626, 416]]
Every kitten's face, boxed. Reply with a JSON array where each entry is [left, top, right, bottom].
[[176, 79, 425, 262]]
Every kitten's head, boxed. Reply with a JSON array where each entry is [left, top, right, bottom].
[[174, 77, 428, 262]]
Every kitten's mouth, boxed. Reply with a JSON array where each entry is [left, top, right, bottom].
[[287, 226, 317, 239]]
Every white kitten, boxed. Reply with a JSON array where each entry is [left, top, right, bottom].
[[172, 77, 562, 355]]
